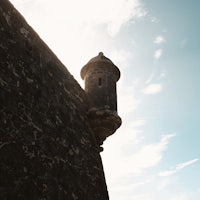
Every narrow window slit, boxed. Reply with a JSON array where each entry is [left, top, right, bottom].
[[98, 78, 102, 86]]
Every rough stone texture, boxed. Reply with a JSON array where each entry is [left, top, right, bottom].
[[81, 52, 120, 112], [0, 0, 109, 199], [81, 53, 121, 145]]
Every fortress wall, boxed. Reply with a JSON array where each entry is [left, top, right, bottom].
[[0, 0, 108, 199]]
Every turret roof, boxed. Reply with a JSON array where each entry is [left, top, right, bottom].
[[87, 52, 114, 64], [80, 52, 120, 81]]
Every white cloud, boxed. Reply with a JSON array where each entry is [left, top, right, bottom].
[[151, 17, 160, 23], [102, 133, 175, 200], [154, 36, 165, 44], [113, 119, 146, 147], [159, 158, 199, 177], [109, 179, 152, 194], [157, 177, 171, 191], [127, 193, 152, 200], [10, 0, 146, 84], [145, 73, 154, 84], [102, 133, 175, 180], [159, 72, 166, 78], [11, 0, 146, 36], [130, 119, 146, 128], [142, 83, 162, 95], [145, 72, 166, 84], [154, 49, 163, 59], [118, 82, 141, 116], [169, 194, 187, 200], [127, 134, 176, 173]]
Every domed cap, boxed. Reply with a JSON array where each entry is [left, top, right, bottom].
[[87, 52, 114, 64], [81, 52, 120, 81]]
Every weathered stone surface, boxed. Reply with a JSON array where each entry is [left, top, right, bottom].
[[88, 108, 122, 144], [0, 0, 109, 199], [81, 52, 121, 145], [81, 52, 120, 112]]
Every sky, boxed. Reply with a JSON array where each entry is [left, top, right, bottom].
[[9, 0, 200, 199]]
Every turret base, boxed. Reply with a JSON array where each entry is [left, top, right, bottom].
[[88, 107, 122, 146]]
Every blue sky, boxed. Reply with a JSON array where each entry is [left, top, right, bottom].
[[10, 0, 200, 199]]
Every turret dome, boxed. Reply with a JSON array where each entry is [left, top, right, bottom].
[[80, 52, 120, 81], [87, 52, 114, 64]]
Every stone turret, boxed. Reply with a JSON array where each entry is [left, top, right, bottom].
[[81, 52, 122, 146]]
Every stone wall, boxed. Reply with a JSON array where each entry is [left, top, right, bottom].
[[0, 0, 109, 199]]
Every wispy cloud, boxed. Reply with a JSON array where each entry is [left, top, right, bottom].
[[10, 0, 146, 84], [154, 36, 165, 44], [159, 72, 166, 78], [154, 49, 163, 59], [130, 119, 146, 128], [157, 177, 171, 191], [169, 194, 187, 200], [142, 83, 162, 95], [145, 73, 155, 84], [11, 0, 146, 36], [128, 134, 176, 172], [151, 17, 160, 23], [103, 133, 175, 179], [118, 83, 141, 116], [159, 159, 199, 177], [102, 133, 175, 199]]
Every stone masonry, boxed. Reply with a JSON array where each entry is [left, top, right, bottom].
[[0, 0, 110, 199]]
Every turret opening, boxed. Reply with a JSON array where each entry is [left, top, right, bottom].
[[98, 78, 102, 87]]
